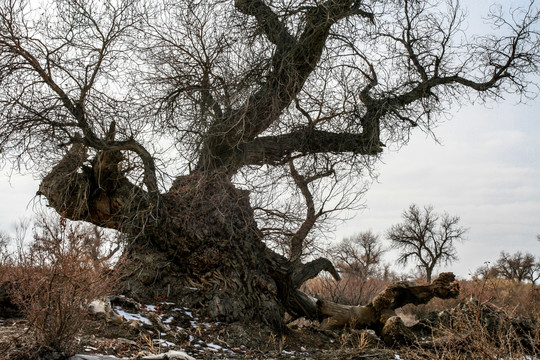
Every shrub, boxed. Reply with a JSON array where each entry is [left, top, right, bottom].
[[398, 300, 540, 359], [3, 215, 119, 356]]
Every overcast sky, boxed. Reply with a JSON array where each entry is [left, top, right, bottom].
[[1, 1, 539, 279], [336, 97, 540, 278], [336, 0, 540, 278]]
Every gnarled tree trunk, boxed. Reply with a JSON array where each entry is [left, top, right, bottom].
[[37, 142, 340, 331], [38, 141, 459, 344]]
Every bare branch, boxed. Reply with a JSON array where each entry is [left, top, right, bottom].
[[387, 204, 467, 282]]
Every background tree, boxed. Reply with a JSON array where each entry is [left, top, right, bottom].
[[316, 231, 387, 305], [330, 231, 385, 278], [528, 262, 540, 286], [0, 231, 9, 264], [495, 251, 538, 283], [1, 0, 538, 328], [474, 262, 501, 280], [387, 204, 467, 283]]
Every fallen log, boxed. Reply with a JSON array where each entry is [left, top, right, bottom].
[[317, 273, 459, 345]]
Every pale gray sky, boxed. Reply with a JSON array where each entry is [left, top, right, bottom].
[[335, 0, 540, 278], [1, 1, 539, 279], [337, 98, 540, 278]]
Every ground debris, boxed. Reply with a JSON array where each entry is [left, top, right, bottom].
[[1, 295, 538, 360]]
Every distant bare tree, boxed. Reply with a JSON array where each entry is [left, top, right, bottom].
[[307, 231, 387, 305], [0, 231, 8, 246], [330, 231, 385, 278], [496, 251, 537, 283], [474, 262, 500, 280], [387, 204, 467, 283], [0, 231, 9, 263], [527, 262, 540, 286]]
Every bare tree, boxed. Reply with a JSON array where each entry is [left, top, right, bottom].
[[496, 251, 537, 283], [319, 231, 387, 305], [474, 262, 500, 280], [1, 0, 538, 330], [330, 231, 385, 278], [387, 204, 467, 283], [0, 231, 10, 264]]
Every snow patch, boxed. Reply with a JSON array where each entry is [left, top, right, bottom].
[[153, 339, 176, 347], [144, 305, 157, 312], [113, 306, 152, 326], [205, 343, 223, 352]]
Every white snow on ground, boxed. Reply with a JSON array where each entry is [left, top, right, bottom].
[[172, 307, 194, 318], [153, 339, 176, 347], [113, 306, 152, 326], [107, 301, 277, 357], [144, 305, 157, 312], [205, 343, 223, 352]]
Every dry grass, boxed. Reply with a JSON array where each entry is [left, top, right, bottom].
[[398, 302, 539, 359], [302, 274, 390, 305], [303, 273, 539, 358], [395, 277, 540, 359], [400, 277, 539, 321]]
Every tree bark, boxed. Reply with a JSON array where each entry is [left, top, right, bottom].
[[38, 143, 458, 339], [37, 144, 338, 331]]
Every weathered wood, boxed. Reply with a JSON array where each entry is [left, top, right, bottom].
[[371, 272, 459, 311], [316, 273, 460, 345], [38, 139, 151, 231], [291, 258, 340, 288]]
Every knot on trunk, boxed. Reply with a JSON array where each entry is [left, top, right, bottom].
[[38, 142, 90, 218]]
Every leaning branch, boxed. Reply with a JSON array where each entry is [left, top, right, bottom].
[[199, 1, 374, 170], [291, 257, 340, 288]]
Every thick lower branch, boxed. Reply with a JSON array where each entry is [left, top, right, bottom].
[[291, 258, 340, 288], [237, 128, 384, 167]]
